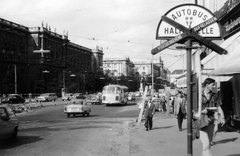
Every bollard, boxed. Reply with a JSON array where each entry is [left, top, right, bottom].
[[29, 93, 32, 102], [53, 100, 56, 106], [40, 101, 43, 107], [24, 104, 28, 112]]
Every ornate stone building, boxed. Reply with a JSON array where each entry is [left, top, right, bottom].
[[0, 18, 103, 95]]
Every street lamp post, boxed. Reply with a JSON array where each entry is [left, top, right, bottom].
[[14, 65, 17, 94], [151, 55, 154, 95], [128, 79, 132, 91], [63, 70, 66, 89], [116, 78, 120, 85], [42, 70, 50, 92], [62, 70, 76, 95]]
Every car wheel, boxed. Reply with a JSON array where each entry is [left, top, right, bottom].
[[67, 113, 70, 118], [11, 128, 18, 140]]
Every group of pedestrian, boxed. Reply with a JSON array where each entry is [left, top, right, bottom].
[[139, 77, 227, 156]]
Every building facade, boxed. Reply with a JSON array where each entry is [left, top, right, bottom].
[[103, 57, 134, 77], [102, 56, 171, 91], [0, 18, 103, 95]]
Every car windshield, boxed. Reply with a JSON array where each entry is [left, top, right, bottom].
[[71, 100, 84, 105], [8, 94, 18, 97], [75, 96, 85, 99], [102, 86, 121, 94], [40, 93, 49, 96]]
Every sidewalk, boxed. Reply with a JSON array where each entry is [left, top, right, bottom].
[[127, 113, 240, 156]]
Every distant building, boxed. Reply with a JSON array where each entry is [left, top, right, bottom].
[[91, 46, 104, 74], [103, 57, 134, 77]]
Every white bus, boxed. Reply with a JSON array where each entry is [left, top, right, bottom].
[[102, 85, 128, 105]]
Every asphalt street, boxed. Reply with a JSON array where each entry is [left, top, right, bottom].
[[2, 99, 240, 156]]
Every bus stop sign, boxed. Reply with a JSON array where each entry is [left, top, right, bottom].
[[152, 3, 227, 55]]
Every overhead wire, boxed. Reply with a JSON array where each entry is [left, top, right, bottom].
[[2, 0, 189, 17]]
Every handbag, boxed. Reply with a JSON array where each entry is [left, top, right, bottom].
[[199, 114, 209, 129], [181, 105, 186, 114]]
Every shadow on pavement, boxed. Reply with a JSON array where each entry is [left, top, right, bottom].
[[0, 135, 43, 149], [216, 137, 239, 145], [151, 125, 175, 130], [65, 114, 100, 118]]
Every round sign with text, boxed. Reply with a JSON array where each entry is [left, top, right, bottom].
[[156, 4, 221, 40]]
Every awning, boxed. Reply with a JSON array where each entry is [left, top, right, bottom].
[[210, 45, 240, 76], [201, 31, 240, 81]]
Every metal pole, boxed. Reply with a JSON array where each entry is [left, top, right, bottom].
[[186, 40, 193, 156], [151, 54, 154, 95], [14, 65, 17, 94], [63, 70, 66, 89], [195, 0, 198, 5]]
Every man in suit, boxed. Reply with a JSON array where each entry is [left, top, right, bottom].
[[175, 92, 187, 131], [144, 96, 156, 131]]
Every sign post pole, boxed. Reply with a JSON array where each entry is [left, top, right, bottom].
[[186, 40, 193, 156]]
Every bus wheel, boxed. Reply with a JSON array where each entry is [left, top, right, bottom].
[[67, 113, 70, 118]]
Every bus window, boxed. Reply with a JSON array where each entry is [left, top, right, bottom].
[[102, 87, 107, 93]]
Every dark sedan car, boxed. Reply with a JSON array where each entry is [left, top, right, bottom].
[[1, 94, 25, 104]]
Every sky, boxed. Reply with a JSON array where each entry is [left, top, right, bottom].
[[0, 0, 194, 72]]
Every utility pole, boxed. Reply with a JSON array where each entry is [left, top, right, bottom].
[[151, 54, 154, 95], [14, 64, 17, 94], [63, 70, 66, 89]]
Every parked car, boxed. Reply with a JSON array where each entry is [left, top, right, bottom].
[[8, 104, 25, 113], [72, 93, 85, 99], [64, 96, 91, 118], [90, 94, 102, 105], [1, 94, 25, 104], [62, 93, 73, 101], [36, 93, 58, 102], [0, 106, 19, 140]]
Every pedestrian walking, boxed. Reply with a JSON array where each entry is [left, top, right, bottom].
[[175, 91, 185, 131], [211, 89, 225, 145], [174, 91, 182, 116], [199, 78, 223, 156], [162, 96, 167, 113], [144, 96, 155, 131]]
